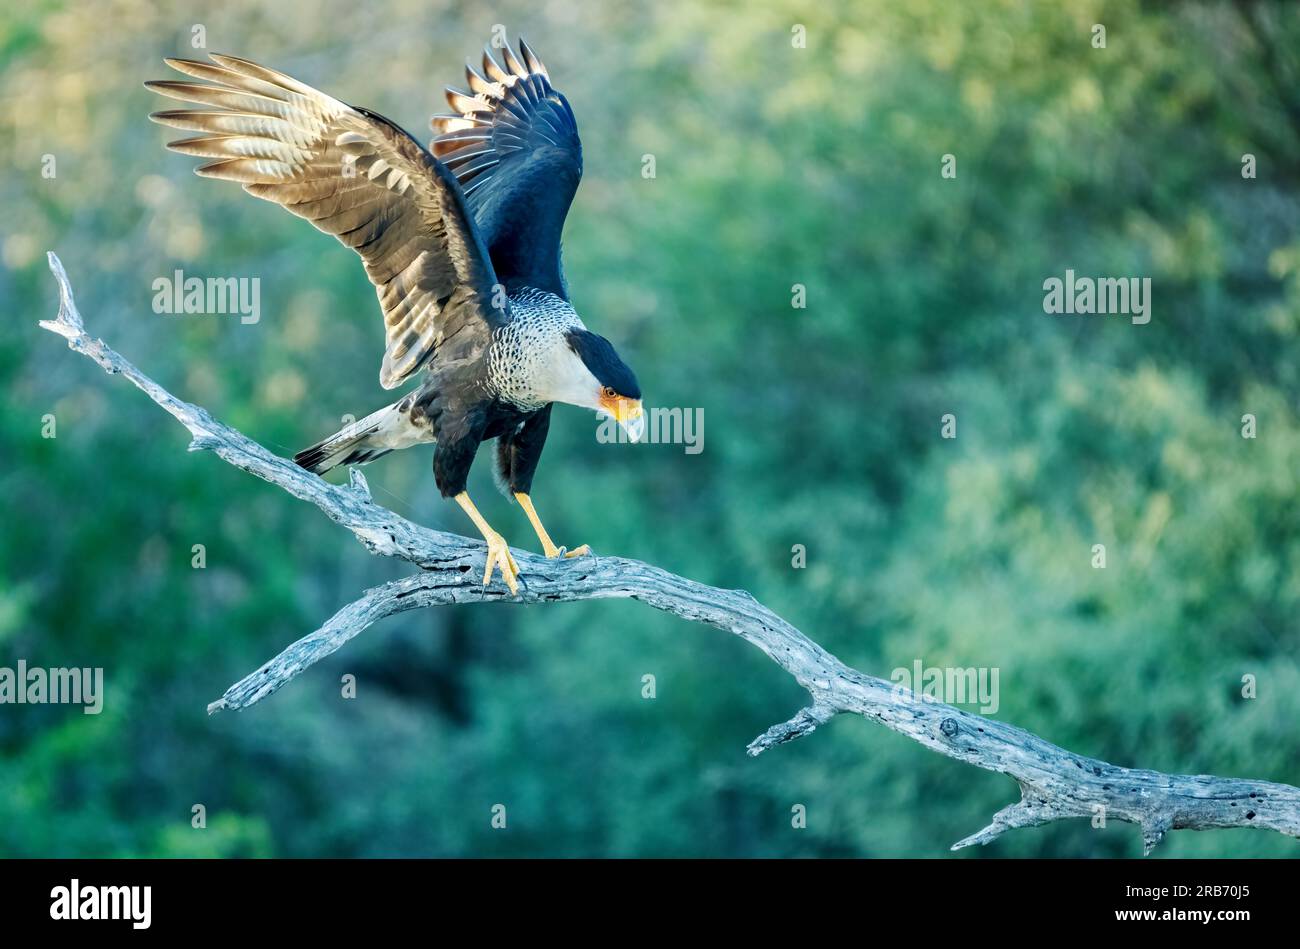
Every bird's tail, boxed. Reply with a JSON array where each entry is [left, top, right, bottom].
[[294, 401, 408, 475]]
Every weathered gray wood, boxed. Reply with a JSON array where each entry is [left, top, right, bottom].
[[40, 251, 1300, 853]]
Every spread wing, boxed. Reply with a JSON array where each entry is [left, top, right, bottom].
[[147, 53, 506, 390], [430, 37, 582, 299]]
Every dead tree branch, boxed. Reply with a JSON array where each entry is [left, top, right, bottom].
[[39, 252, 1300, 854]]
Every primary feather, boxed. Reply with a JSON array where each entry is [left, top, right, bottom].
[[430, 38, 582, 299], [147, 53, 506, 389]]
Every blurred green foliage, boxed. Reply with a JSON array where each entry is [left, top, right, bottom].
[[1, 0, 1298, 857]]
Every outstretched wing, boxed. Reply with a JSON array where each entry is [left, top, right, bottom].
[[147, 54, 505, 390], [430, 37, 581, 299]]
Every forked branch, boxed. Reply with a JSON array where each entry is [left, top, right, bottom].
[[40, 252, 1300, 854]]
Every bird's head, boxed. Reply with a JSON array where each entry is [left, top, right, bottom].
[[554, 327, 643, 441]]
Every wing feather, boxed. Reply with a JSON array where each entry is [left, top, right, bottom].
[[147, 54, 505, 390], [430, 36, 582, 299]]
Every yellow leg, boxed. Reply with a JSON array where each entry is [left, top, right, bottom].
[[514, 493, 591, 559], [455, 492, 520, 594]]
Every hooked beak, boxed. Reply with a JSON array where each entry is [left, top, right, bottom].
[[605, 397, 645, 442]]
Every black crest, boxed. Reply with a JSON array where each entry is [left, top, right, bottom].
[[565, 328, 641, 399]]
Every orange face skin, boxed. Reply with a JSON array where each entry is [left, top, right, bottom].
[[598, 389, 642, 423]]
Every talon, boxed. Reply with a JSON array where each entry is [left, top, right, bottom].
[[541, 541, 591, 559], [456, 492, 520, 596], [515, 493, 592, 562], [482, 531, 520, 595]]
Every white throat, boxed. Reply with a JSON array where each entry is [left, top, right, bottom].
[[487, 290, 593, 410]]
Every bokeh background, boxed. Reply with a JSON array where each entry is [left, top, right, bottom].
[[2, 0, 1298, 857]]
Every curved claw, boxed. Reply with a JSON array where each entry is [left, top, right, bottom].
[[483, 533, 520, 595], [546, 542, 592, 559]]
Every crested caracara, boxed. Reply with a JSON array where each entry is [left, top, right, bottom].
[[146, 35, 644, 594]]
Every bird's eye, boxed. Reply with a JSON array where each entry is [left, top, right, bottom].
[[602, 386, 616, 399]]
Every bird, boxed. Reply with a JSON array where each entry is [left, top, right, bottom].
[[145, 36, 644, 595]]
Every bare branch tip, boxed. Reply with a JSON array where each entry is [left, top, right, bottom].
[[348, 467, 372, 500], [1141, 816, 1172, 856], [746, 701, 838, 756]]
